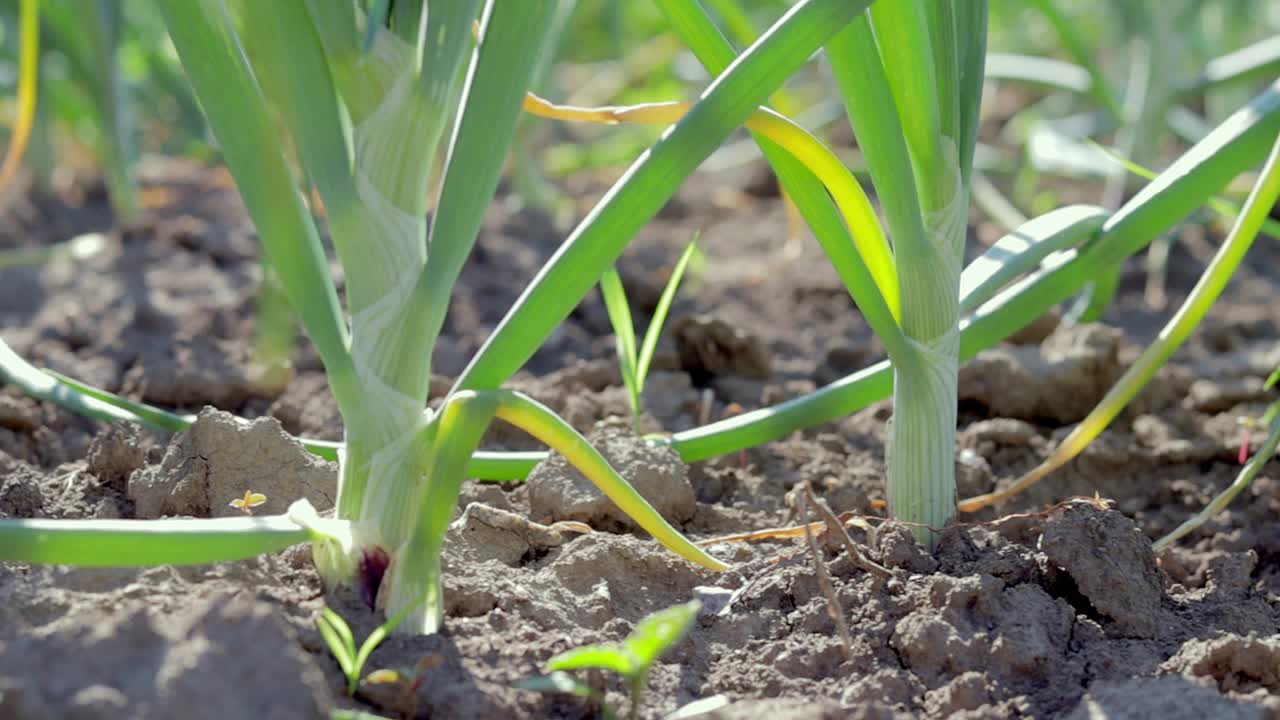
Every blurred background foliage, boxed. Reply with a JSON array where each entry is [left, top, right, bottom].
[[0, 0, 1277, 243]]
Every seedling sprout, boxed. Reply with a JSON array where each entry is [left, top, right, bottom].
[[229, 490, 267, 515], [600, 233, 701, 433], [518, 599, 702, 720]]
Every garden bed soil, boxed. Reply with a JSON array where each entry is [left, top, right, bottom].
[[1, 156, 1280, 719]]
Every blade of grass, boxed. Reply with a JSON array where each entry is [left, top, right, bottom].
[[317, 610, 357, 679], [636, 235, 700, 393], [600, 266, 641, 411]]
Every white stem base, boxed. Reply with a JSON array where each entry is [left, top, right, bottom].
[[887, 336, 959, 549]]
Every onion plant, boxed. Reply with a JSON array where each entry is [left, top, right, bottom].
[[0, 0, 886, 634]]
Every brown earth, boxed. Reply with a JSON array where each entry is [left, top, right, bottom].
[[1, 151, 1279, 720]]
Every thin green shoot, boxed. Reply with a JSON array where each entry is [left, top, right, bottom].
[[960, 127, 1280, 513], [600, 234, 701, 432], [316, 594, 422, 697], [1153, 404, 1280, 552], [518, 599, 701, 720], [1237, 379, 1280, 465]]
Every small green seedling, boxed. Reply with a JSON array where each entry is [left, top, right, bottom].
[[518, 599, 701, 720], [229, 490, 267, 514], [600, 235, 701, 433], [316, 599, 420, 698]]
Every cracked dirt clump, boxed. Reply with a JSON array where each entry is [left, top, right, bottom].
[[444, 502, 588, 566], [958, 323, 1124, 423], [1064, 676, 1270, 720], [1039, 501, 1174, 638], [1162, 634, 1280, 694], [85, 422, 149, 491], [526, 419, 696, 530], [127, 407, 336, 519], [0, 470, 43, 518]]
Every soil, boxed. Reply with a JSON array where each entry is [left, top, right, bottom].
[[1, 145, 1280, 720]]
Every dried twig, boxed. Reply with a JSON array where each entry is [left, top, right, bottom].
[[702, 494, 1116, 548], [802, 486, 892, 580], [697, 521, 827, 546], [798, 487, 853, 657]]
